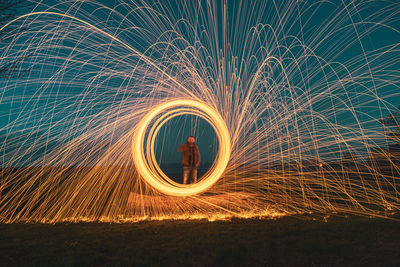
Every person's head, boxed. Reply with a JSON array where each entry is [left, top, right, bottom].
[[188, 136, 195, 144]]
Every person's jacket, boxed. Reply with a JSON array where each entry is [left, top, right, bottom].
[[177, 142, 200, 167]]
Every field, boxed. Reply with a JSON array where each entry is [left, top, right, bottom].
[[0, 214, 399, 266]]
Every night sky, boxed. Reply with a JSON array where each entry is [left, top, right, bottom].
[[0, 0, 399, 167]]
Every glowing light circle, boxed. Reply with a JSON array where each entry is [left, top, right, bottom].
[[132, 99, 231, 196]]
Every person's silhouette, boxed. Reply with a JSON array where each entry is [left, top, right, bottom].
[[177, 136, 200, 184]]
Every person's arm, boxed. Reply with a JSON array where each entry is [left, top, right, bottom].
[[177, 144, 184, 152], [195, 146, 201, 167]]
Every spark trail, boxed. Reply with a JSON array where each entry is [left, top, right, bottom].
[[0, 0, 399, 222]]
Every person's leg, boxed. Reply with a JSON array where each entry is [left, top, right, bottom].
[[192, 167, 198, 183], [183, 166, 189, 184]]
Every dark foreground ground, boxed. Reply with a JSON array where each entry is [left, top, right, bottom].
[[0, 215, 399, 266]]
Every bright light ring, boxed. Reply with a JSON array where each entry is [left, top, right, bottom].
[[132, 99, 231, 196]]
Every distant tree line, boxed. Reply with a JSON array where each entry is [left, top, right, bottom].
[[381, 106, 400, 145]]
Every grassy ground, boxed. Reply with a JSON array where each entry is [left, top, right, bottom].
[[0, 215, 399, 266]]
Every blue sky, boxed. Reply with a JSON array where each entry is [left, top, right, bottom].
[[0, 0, 399, 167]]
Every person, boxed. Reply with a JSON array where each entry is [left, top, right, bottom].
[[177, 136, 200, 184]]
